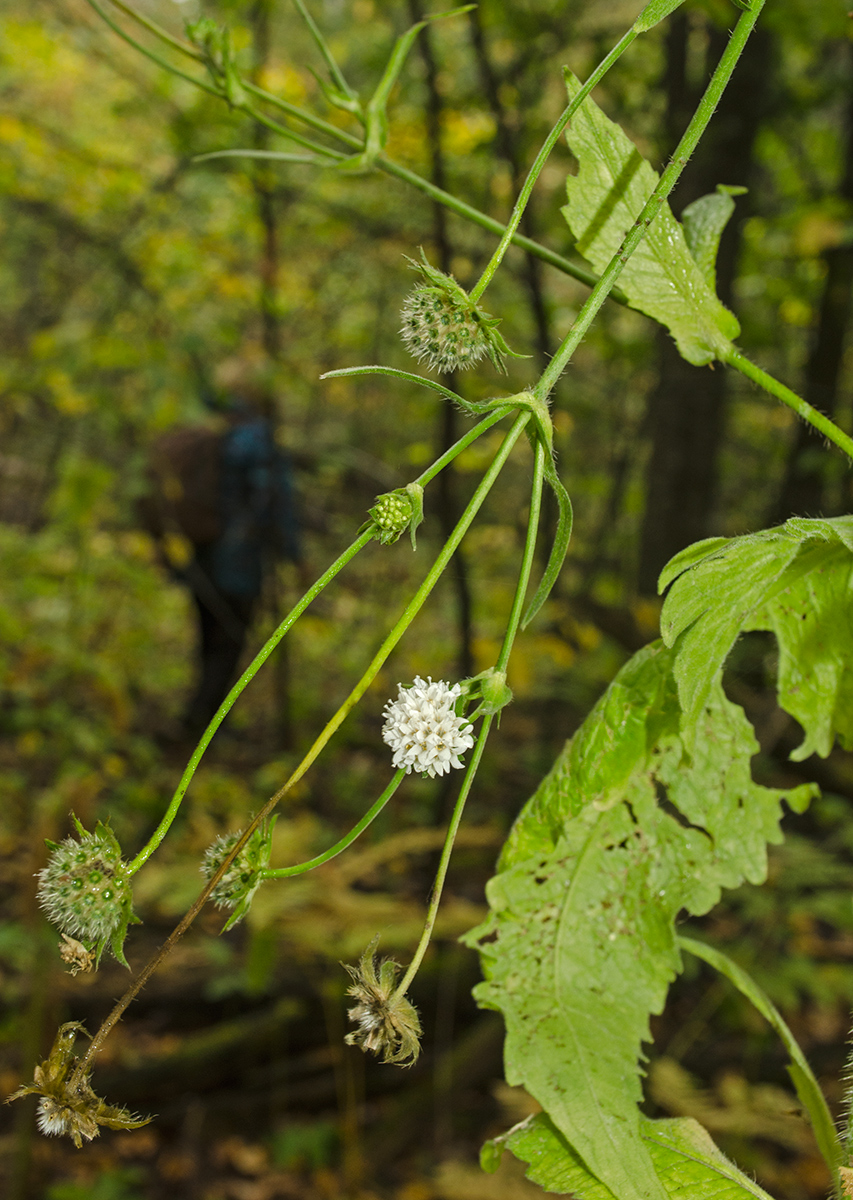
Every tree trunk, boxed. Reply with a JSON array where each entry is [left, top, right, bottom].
[[637, 17, 773, 594], [769, 41, 853, 524]]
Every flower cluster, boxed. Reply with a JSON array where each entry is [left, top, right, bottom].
[[399, 252, 518, 375], [37, 819, 137, 968], [200, 818, 276, 930], [382, 676, 474, 778], [343, 940, 422, 1067]]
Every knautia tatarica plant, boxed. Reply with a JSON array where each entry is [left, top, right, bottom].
[[10, 1, 853, 1197]]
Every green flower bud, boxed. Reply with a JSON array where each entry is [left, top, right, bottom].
[[367, 484, 424, 548], [37, 818, 138, 969]]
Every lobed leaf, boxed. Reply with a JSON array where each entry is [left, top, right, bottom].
[[499, 1111, 777, 1199], [561, 73, 739, 365], [659, 515, 853, 756], [681, 185, 747, 292], [465, 643, 814, 1200]]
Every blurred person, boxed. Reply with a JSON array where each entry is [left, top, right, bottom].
[[140, 359, 303, 737]]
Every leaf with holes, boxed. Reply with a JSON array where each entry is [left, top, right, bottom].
[[660, 515, 853, 757], [561, 73, 739, 365], [464, 642, 813, 1200]]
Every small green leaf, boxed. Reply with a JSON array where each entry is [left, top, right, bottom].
[[479, 1136, 505, 1174], [633, 0, 688, 33], [506, 1112, 778, 1199], [465, 643, 811, 1200], [681, 185, 747, 291], [561, 73, 740, 365]]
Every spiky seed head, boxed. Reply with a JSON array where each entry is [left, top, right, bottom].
[[200, 819, 276, 928], [400, 287, 491, 374], [343, 939, 422, 1067], [37, 820, 136, 967], [399, 251, 520, 375]]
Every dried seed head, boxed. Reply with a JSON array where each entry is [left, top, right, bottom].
[[58, 934, 95, 977], [37, 819, 137, 968], [6, 1022, 152, 1149], [343, 940, 422, 1067], [399, 251, 520, 375], [200, 818, 276, 929]]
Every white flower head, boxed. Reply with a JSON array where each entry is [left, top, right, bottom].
[[382, 676, 474, 778]]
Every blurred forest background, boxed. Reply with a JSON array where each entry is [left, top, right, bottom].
[[2, 0, 853, 1198]]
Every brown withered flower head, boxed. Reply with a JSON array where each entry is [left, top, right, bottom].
[[6, 1022, 152, 1148], [343, 938, 422, 1067]]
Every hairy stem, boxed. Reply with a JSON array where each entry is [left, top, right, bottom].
[[469, 28, 638, 304], [394, 439, 545, 997], [724, 347, 853, 464]]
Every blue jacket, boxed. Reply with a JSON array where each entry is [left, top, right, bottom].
[[196, 418, 300, 598]]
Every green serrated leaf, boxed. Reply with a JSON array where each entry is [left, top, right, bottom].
[[660, 516, 853, 755], [681, 184, 747, 291], [561, 73, 740, 365], [506, 1112, 777, 1199], [464, 642, 811, 1200]]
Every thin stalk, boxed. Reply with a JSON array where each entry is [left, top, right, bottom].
[[242, 99, 346, 159], [724, 347, 853, 464], [244, 80, 365, 150], [128, 406, 512, 876], [469, 27, 638, 304], [413, 408, 511, 487], [291, 0, 356, 102], [679, 936, 842, 1194], [85, 0, 220, 96], [394, 441, 545, 998], [378, 154, 622, 298], [127, 530, 373, 875], [260, 769, 406, 879], [107, 0, 204, 61], [534, 1, 766, 402], [253, 411, 530, 804], [393, 714, 493, 998], [71, 416, 529, 1083]]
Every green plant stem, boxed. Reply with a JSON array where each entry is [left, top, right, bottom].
[[70, 415, 529, 1084], [260, 769, 406, 879], [534, 1, 765, 402], [127, 529, 372, 876], [253, 411, 530, 807], [86, 0, 221, 96], [108, 0, 203, 61], [128, 407, 516, 878], [469, 27, 638, 304], [394, 441, 545, 998], [679, 936, 842, 1195], [723, 347, 853, 464], [377, 153, 619, 297], [414, 408, 511, 487], [92, 0, 853, 456]]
